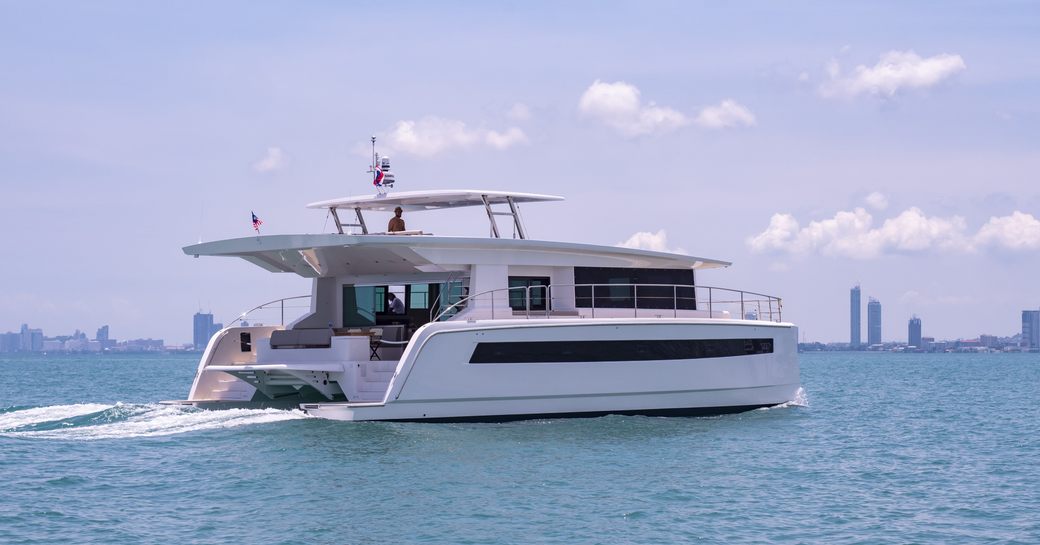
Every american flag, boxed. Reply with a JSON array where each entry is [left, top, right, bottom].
[[372, 167, 385, 186], [251, 211, 263, 232]]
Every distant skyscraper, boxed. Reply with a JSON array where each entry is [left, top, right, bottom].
[[19, 324, 43, 352], [0, 332, 18, 353], [96, 325, 109, 342], [193, 312, 214, 351], [867, 298, 882, 346], [908, 316, 922, 348], [1022, 310, 1040, 349], [850, 285, 861, 347]]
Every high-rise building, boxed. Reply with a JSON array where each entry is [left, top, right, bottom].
[[867, 298, 882, 346], [908, 316, 922, 348], [193, 312, 214, 351], [1022, 310, 1040, 350], [96, 325, 109, 342], [850, 285, 861, 347], [19, 324, 43, 352], [0, 332, 19, 353]]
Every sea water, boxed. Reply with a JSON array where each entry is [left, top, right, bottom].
[[1, 352, 1037, 545]]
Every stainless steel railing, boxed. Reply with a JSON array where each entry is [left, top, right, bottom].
[[226, 295, 312, 327], [432, 283, 783, 323]]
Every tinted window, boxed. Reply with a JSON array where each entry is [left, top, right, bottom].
[[574, 267, 696, 310]]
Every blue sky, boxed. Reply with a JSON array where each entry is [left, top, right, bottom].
[[2, 1, 1038, 344]]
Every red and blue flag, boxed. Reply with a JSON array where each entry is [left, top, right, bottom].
[[252, 211, 263, 232], [372, 168, 385, 186]]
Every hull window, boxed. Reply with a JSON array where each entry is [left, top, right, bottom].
[[470, 338, 773, 364]]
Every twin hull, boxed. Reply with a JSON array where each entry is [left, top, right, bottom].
[[192, 319, 801, 422]]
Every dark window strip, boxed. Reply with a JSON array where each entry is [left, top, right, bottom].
[[469, 338, 774, 364]]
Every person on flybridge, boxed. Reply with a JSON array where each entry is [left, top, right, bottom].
[[388, 206, 406, 232]]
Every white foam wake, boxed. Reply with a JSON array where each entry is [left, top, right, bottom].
[[0, 403, 111, 432], [1, 404, 309, 440], [758, 387, 809, 411]]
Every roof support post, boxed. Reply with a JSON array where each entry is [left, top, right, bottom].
[[481, 194, 501, 238], [329, 207, 344, 234], [506, 196, 526, 240], [354, 207, 368, 235]]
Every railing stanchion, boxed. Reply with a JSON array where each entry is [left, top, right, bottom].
[[526, 286, 531, 319], [591, 285, 596, 319], [546, 286, 551, 318], [281, 299, 285, 325], [740, 292, 744, 320], [768, 299, 773, 322], [633, 284, 638, 318], [674, 285, 678, 318], [708, 287, 713, 318]]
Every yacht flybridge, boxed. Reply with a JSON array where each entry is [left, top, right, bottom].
[[171, 143, 800, 422]]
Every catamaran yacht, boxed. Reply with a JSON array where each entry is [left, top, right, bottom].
[[171, 143, 800, 421]]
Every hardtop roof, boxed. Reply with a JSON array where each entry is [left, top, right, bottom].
[[306, 189, 564, 212]]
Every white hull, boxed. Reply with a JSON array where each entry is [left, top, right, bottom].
[[179, 319, 799, 421], [301, 318, 800, 422]]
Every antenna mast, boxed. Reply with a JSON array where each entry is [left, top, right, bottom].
[[371, 135, 377, 173]]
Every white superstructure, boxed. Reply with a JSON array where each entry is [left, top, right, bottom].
[[171, 149, 799, 422]]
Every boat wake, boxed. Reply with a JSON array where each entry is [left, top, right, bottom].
[[0, 403, 309, 440], [758, 386, 809, 411]]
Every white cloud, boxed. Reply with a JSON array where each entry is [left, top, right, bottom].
[[865, 192, 889, 211], [616, 229, 685, 254], [379, 117, 527, 157], [974, 211, 1040, 250], [820, 50, 966, 98], [506, 103, 531, 121], [749, 206, 1040, 258], [693, 99, 756, 129], [485, 127, 528, 150], [578, 80, 689, 136], [798, 72, 810, 82], [747, 207, 968, 259], [252, 147, 288, 173]]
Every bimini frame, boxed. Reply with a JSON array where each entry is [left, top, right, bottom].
[[308, 190, 564, 239]]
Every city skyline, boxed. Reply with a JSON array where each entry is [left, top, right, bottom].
[[2, 3, 1039, 344]]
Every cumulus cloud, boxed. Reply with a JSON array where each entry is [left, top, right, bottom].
[[380, 117, 527, 157], [865, 192, 889, 211], [578, 80, 689, 136], [747, 207, 968, 258], [748, 206, 1040, 258], [617, 229, 686, 254], [693, 99, 756, 129], [506, 103, 531, 121], [485, 127, 528, 150], [253, 147, 289, 173], [974, 211, 1040, 250], [820, 50, 966, 98]]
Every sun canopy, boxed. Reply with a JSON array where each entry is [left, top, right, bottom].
[[306, 190, 564, 212]]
